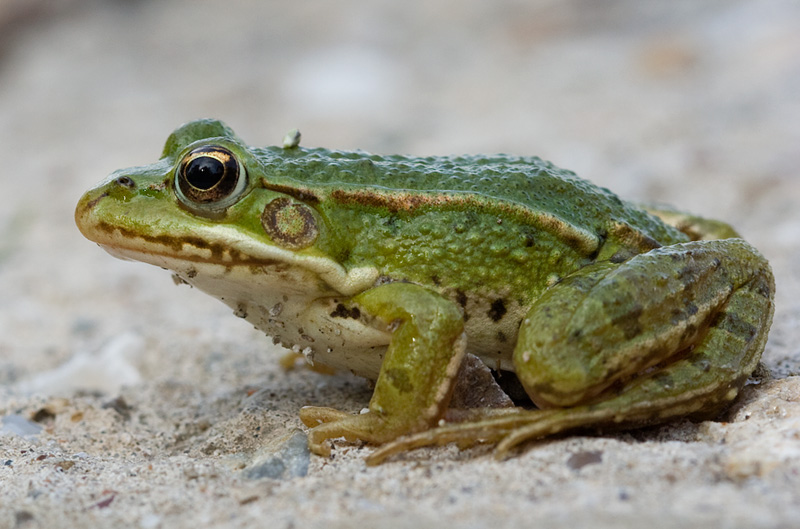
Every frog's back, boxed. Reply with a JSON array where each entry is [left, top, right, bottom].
[[256, 147, 686, 249]]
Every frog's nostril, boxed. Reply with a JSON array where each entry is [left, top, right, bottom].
[[115, 176, 135, 189]]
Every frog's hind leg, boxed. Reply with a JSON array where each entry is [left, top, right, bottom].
[[368, 309, 772, 467], [369, 238, 774, 464], [505, 238, 773, 451], [498, 265, 774, 456]]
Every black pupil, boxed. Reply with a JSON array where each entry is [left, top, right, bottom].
[[185, 157, 224, 190]]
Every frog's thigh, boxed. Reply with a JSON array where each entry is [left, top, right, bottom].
[[300, 282, 466, 455], [493, 258, 774, 455], [515, 238, 774, 409]]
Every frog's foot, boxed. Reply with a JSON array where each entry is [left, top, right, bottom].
[[365, 408, 541, 465], [300, 406, 419, 457], [368, 406, 638, 464]]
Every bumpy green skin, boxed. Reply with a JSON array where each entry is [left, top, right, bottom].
[[250, 143, 687, 292], [75, 119, 775, 462]]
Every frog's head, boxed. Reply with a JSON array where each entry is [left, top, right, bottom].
[[75, 119, 376, 296]]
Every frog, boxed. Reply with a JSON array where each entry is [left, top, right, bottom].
[[75, 119, 774, 464]]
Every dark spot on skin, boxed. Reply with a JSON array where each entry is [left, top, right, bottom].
[[751, 275, 774, 299], [714, 311, 758, 342], [496, 331, 507, 343], [384, 367, 413, 393], [488, 299, 507, 322], [337, 246, 351, 263], [330, 304, 361, 319], [693, 358, 711, 373], [520, 228, 536, 248], [455, 290, 468, 308], [611, 304, 643, 340], [678, 262, 701, 282], [384, 215, 401, 234]]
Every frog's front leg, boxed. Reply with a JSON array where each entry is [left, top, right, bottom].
[[369, 238, 774, 464], [299, 282, 466, 456]]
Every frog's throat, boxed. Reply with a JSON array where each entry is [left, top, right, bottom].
[[97, 237, 379, 297]]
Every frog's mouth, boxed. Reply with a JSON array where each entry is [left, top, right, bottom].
[[75, 192, 379, 297]]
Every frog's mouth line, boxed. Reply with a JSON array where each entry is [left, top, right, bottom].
[[97, 244, 277, 269], [90, 232, 378, 297], [76, 194, 379, 295]]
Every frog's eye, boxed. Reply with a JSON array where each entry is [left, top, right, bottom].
[[175, 146, 247, 210]]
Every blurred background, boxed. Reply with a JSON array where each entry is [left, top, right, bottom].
[[1, 0, 798, 394], [1, 2, 799, 526]]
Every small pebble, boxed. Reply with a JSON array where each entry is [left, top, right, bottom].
[[0, 415, 43, 438]]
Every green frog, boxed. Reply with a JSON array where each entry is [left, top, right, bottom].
[[75, 119, 774, 464]]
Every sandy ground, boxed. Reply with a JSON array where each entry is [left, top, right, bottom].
[[1, 1, 800, 528]]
